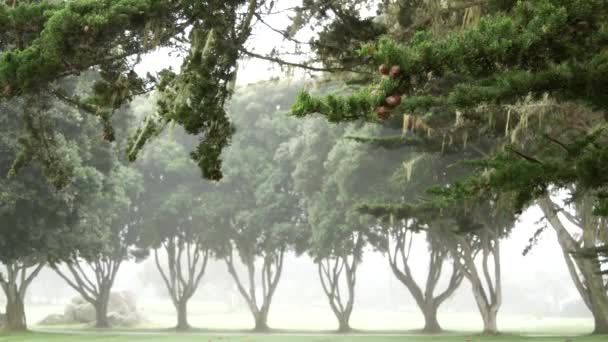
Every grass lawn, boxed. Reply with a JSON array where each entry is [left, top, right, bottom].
[[0, 333, 605, 342], [26, 303, 595, 335], [22, 303, 597, 341]]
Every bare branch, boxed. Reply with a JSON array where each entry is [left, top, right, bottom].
[[240, 48, 354, 73]]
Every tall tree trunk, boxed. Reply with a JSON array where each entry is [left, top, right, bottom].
[[154, 238, 209, 331], [5, 293, 26, 331], [93, 286, 111, 328], [588, 283, 608, 334], [0, 262, 44, 331], [480, 306, 499, 335], [446, 226, 502, 335], [318, 253, 358, 333], [253, 308, 269, 332], [387, 220, 464, 334], [592, 309, 608, 334], [94, 299, 110, 328], [225, 248, 284, 332], [176, 300, 190, 331], [53, 258, 122, 329], [593, 307, 608, 335], [469, 269, 500, 335], [421, 301, 441, 334], [539, 196, 608, 335], [337, 312, 351, 333]]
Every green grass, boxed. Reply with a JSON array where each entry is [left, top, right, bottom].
[[0, 332, 605, 342], [26, 303, 595, 335], [23, 303, 597, 341]]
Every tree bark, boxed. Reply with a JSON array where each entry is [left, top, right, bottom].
[[469, 264, 500, 335], [538, 196, 608, 335], [154, 238, 209, 331], [446, 226, 501, 335], [253, 309, 269, 332], [337, 313, 351, 333], [318, 254, 357, 333], [0, 262, 44, 331], [386, 220, 463, 334], [175, 300, 190, 331], [5, 294, 26, 331], [224, 248, 284, 332], [480, 306, 499, 335], [94, 299, 110, 328], [421, 301, 441, 334], [53, 258, 122, 329], [593, 309, 608, 334], [588, 287, 608, 334], [593, 307, 608, 334]]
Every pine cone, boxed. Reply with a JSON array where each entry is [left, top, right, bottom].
[[389, 65, 401, 77], [385, 95, 401, 108], [376, 106, 389, 120], [378, 64, 390, 75]]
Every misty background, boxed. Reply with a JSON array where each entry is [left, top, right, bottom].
[[13, 78, 589, 331]]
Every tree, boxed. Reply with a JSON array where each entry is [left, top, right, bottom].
[[39, 72, 147, 328], [346, 143, 474, 333], [309, 197, 369, 333], [135, 132, 212, 331], [433, 96, 608, 332], [384, 216, 463, 333], [285, 0, 386, 71], [278, 102, 399, 331], [290, 0, 608, 220], [358, 146, 516, 335], [0, 259, 44, 331], [538, 193, 608, 334], [376, 153, 473, 333], [52, 164, 143, 328], [191, 81, 309, 332], [440, 209, 507, 336], [0, 96, 103, 331], [0, 0, 271, 183], [302, 135, 380, 333], [289, 0, 608, 211], [288, 1, 608, 334], [364, 194, 515, 335]]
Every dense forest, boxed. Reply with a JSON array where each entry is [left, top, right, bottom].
[[0, 0, 607, 339]]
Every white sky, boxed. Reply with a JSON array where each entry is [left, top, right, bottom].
[[135, 0, 313, 86]]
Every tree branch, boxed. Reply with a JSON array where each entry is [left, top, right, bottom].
[[240, 48, 353, 73]]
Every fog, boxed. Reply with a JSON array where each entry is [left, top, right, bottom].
[[4, 23, 593, 335], [12, 199, 587, 332], [0, 0, 601, 336]]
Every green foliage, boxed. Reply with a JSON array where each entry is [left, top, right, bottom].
[[0, 93, 122, 265], [204, 80, 308, 259], [293, 0, 607, 119], [1, 0, 258, 182], [133, 127, 209, 252], [0, 0, 168, 94], [290, 0, 608, 225]]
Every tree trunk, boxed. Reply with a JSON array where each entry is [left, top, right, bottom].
[[592, 305, 608, 335], [481, 307, 499, 335], [254, 309, 269, 332], [585, 269, 608, 335], [94, 299, 110, 328], [337, 313, 352, 333], [593, 316, 608, 335], [421, 302, 441, 334], [5, 295, 27, 331], [176, 300, 190, 331], [539, 196, 608, 335]]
